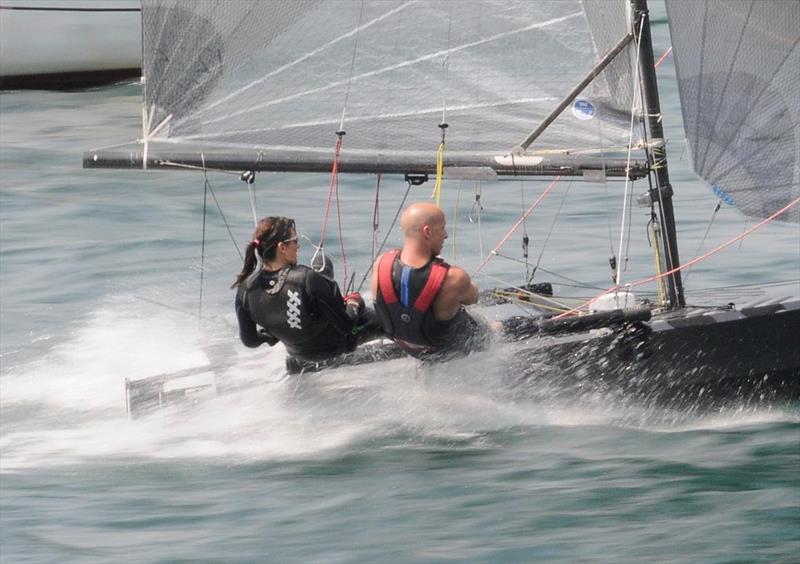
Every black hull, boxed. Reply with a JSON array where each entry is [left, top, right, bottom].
[[123, 299, 798, 418], [508, 299, 800, 409]]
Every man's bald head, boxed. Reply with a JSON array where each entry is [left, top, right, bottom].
[[400, 202, 445, 237], [400, 202, 447, 256]]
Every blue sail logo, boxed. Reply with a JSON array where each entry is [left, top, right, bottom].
[[712, 184, 736, 207], [572, 99, 596, 120]]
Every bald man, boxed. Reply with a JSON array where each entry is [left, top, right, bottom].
[[371, 202, 487, 360]]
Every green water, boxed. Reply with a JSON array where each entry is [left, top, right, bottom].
[[2, 10, 799, 563]]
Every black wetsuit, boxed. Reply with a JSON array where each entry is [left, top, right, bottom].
[[374, 250, 486, 361], [235, 265, 381, 363]]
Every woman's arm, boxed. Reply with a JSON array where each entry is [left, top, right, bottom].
[[307, 272, 358, 335], [235, 290, 279, 347]]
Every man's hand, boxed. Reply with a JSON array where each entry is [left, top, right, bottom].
[[343, 291, 363, 306], [343, 292, 365, 315]]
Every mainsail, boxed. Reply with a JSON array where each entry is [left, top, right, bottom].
[[665, 0, 800, 223], [86, 0, 648, 177]]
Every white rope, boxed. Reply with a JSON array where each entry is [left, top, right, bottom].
[[309, 241, 329, 275], [247, 181, 258, 227], [614, 13, 645, 287]]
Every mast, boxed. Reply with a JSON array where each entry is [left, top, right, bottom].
[[631, 0, 685, 308]]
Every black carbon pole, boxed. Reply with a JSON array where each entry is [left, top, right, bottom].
[[632, 0, 685, 308]]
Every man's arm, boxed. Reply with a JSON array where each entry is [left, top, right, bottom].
[[433, 265, 479, 320], [452, 266, 479, 305]]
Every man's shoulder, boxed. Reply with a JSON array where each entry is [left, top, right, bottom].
[[443, 263, 469, 281], [441, 264, 476, 299], [378, 249, 401, 264]]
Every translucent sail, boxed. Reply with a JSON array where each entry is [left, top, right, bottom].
[[132, 0, 637, 164], [666, 0, 800, 222]]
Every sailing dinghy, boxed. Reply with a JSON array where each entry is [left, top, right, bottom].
[[83, 0, 799, 417]]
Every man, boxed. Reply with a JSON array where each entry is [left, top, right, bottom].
[[371, 202, 487, 360], [234, 216, 383, 373]]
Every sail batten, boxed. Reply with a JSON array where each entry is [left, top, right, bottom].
[[192, 1, 418, 122], [191, 10, 588, 133]]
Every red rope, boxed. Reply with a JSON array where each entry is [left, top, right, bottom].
[[333, 158, 349, 290], [317, 135, 351, 288], [318, 136, 344, 248], [554, 196, 800, 319], [475, 176, 561, 274], [654, 46, 672, 69]]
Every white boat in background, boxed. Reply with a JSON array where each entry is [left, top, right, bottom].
[[0, 0, 140, 89]]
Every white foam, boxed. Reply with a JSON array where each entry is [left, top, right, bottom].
[[2, 297, 796, 473]]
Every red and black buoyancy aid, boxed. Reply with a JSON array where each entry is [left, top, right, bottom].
[[374, 250, 450, 355]]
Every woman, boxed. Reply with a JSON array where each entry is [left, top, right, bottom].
[[232, 216, 380, 371]]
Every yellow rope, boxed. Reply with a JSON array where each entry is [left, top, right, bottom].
[[490, 289, 574, 313], [432, 140, 445, 207], [650, 222, 668, 306]]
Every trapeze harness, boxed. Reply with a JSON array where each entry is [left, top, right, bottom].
[[235, 264, 359, 362], [374, 250, 480, 359]]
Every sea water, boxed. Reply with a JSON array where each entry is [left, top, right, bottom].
[[2, 15, 799, 564]]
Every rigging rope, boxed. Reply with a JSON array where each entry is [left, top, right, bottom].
[[316, 1, 363, 289], [243, 170, 258, 227], [356, 177, 414, 292], [431, 124, 447, 206], [615, 13, 646, 286], [520, 182, 530, 282], [451, 180, 463, 261], [333, 160, 349, 290], [197, 156, 246, 319], [648, 216, 667, 305], [478, 272, 575, 314], [491, 251, 604, 291], [529, 178, 572, 284], [371, 174, 382, 268], [431, 4, 453, 208], [683, 201, 722, 284], [554, 195, 800, 319], [337, 0, 365, 133], [314, 134, 349, 289], [469, 182, 484, 260], [199, 162, 208, 321], [475, 176, 561, 274], [654, 46, 672, 69]]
